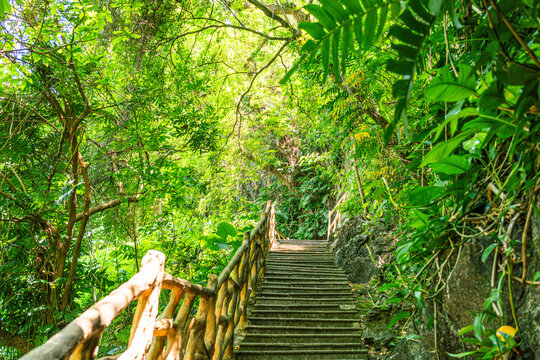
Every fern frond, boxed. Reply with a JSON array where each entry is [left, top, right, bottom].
[[383, 0, 438, 144], [280, 0, 400, 83]]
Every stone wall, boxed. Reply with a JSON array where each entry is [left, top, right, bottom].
[[330, 212, 539, 359]]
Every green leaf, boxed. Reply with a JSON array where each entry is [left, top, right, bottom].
[[319, 0, 347, 21], [400, 9, 429, 33], [341, 22, 352, 73], [322, 36, 331, 81], [216, 222, 236, 239], [354, 16, 363, 48], [481, 243, 498, 263], [375, 4, 389, 38], [332, 29, 340, 79], [428, 0, 443, 16], [392, 44, 419, 60], [425, 65, 478, 102], [408, 186, 444, 206], [430, 155, 471, 175], [458, 324, 475, 336], [448, 351, 478, 358], [474, 315, 483, 340], [299, 22, 326, 40], [421, 131, 472, 166], [0, 0, 11, 16], [410, 0, 436, 22], [304, 4, 337, 30], [387, 311, 410, 329], [363, 8, 377, 49], [386, 59, 415, 75], [389, 25, 424, 46]]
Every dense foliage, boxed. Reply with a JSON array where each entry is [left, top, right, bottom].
[[0, 0, 538, 358]]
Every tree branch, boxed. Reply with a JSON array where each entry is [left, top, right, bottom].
[[74, 194, 142, 222], [245, 0, 301, 38]]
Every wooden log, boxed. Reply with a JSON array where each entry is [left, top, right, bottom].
[[164, 290, 197, 360], [213, 281, 227, 324], [163, 273, 215, 298], [119, 252, 165, 360], [147, 288, 184, 360], [234, 239, 249, 327], [69, 328, 104, 360], [20, 251, 166, 360], [211, 283, 233, 360], [237, 234, 252, 329], [217, 240, 249, 289], [204, 277, 218, 358], [223, 273, 240, 359], [152, 319, 174, 337], [184, 275, 217, 360]]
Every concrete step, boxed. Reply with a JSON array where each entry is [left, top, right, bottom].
[[249, 309, 358, 319], [248, 316, 361, 327]]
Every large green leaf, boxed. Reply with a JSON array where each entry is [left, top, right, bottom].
[[429, 155, 471, 175], [216, 222, 237, 239], [408, 186, 444, 206], [421, 131, 472, 166], [425, 65, 478, 102]]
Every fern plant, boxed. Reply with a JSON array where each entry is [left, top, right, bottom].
[[384, 0, 437, 142], [280, 0, 400, 83], [282, 0, 455, 143]]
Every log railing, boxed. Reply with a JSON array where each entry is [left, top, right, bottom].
[[327, 191, 348, 242], [21, 201, 276, 360]]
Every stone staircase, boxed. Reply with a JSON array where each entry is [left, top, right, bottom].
[[235, 239, 368, 359]]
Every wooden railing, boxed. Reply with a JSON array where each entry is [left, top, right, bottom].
[[327, 191, 348, 242], [21, 201, 276, 360]]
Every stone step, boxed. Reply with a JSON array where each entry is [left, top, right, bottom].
[[242, 332, 364, 344], [262, 281, 349, 288], [269, 250, 331, 255], [256, 293, 354, 301], [258, 289, 353, 298], [249, 309, 358, 319], [244, 324, 363, 334], [238, 342, 366, 351], [267, 257, 335, 263], [253, 303, 357, 311], [248, 316, 361, 327], [265, 265, 345, 273], [235, 349, 367, 360], [263, 275, 349, 282], [258, 290, 353, 298], [235, 352, 367, 359], [260, 284, 351, 292]]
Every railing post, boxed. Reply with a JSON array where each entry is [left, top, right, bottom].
[[118, 251, 165, 360]]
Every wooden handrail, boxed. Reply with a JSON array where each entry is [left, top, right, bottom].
[[327, 191, 348, 242], [20, 201, 275, 360]]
